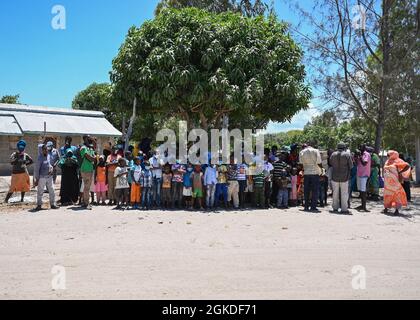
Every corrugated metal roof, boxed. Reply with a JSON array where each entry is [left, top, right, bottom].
[[0, 103, 122, 137], [0, 115, 23, 136]]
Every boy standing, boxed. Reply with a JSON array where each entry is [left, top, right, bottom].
[[183, 164, 194, 210], [204, 164, 217, 210], [276, 168, 291, 209], [191, 165, 204, 210], [161, 165, 173, 209], [114, 158, 130, 210], [140, 161, 153, 210], [253, 164, 266, 208], [227, 158, 239, 210], [171, 162, 186, 209]]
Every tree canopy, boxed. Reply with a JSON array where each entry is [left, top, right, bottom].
[[155, 0, 272, 17], [111, 8, 311, 131], [72, 83, 123, 129]]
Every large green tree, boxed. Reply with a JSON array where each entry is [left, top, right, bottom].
[[111, 8, 311, 131]]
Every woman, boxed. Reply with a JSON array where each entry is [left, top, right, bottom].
[[58, 149, 80, 206], [383, 151, 411, 215], [368, 147, 381, 201], [4, 140, 33, 203]]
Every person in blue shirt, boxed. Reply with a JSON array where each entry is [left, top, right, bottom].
[[140, 161, 153, 210], [60, 136, 78, 158], [183, 163, 194, 210], [204, 164, 218, 210]]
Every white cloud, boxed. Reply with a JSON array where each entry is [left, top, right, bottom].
[[263, 103, 320, 134]]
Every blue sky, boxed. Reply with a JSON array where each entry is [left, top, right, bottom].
[[0, 0, 319, 133]]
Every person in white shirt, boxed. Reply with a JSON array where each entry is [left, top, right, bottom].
[[114, 158, 130, 209], [204, 164, 218, 209], [299, 143, 322, 212], [151, 149, 163, 208]]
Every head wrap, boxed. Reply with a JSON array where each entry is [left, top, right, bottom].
[[387, 150, 399, 161], [17, 140, 26, 149]]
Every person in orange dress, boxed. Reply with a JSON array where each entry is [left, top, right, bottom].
[[383, 150, 411, 215], [94, 155, 108, 205]]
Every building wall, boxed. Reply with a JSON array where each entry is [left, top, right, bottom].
[[0, 134, 115, 176]]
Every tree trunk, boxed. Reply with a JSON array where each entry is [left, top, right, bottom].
[[222, 114, 229, 130], [374, 115, 385, 154], [374, 0, 391, 154], [124, 97, 137, 153], [415, 134, 420, 185]]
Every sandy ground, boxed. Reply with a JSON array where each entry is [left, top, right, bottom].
[[1, 177, 420, 300]]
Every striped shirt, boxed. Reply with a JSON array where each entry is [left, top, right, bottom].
[[227, 165, 238, 181], [253, 172, 265, 187], [236, 164, 248, 181], [273, 161, 287, 179]]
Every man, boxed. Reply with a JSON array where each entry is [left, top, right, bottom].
[[299, 143, 322, 212], [227, 156, 239, 210], [60, 136, 77, 157], [79, 136, 96, 210], [355, 144, 371, 212], [34, 144, 59, 211], [4, 140, 33, 203], [329, 142, 353, 214], [150, 149, 163, 208], [45, 141, 60, 184]]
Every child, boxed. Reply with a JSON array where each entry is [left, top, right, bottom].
[[114, 158, 130, 209], [253, 164, 266, 208], [289, 167, 298, 207], [106, 146, 121, 206], [297, 166, 305, 206], [245, 162, 255, 207], [183, 164, 194, 210], [276, 168, 291, 209], [161, 164, 173, 209], [204, 164, 217, 210], [94, 155, 108, 205], [130, 157, 142, 209], [191, 165, 204, 210], [171, 162, 186, 209], [319, 168, 327, 207], [140, 161, 153, 210], [215, 164, 228, 209]]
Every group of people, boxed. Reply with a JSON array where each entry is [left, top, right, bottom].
[[3, 136, 413, 215]]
